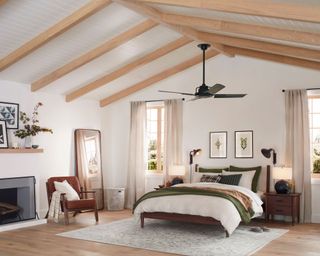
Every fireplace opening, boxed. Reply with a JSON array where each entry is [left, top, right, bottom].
[[0, 176, 36, 225]]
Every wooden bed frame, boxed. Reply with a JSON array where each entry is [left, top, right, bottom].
[[139, 166, 271, 237]]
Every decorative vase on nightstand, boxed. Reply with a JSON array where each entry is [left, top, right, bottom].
[[274, 179, 291, 194]]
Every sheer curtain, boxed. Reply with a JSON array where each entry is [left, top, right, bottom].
[[126, 101, 147, 209], [285, 89, 312, 223], [164, 99, 183, 183]]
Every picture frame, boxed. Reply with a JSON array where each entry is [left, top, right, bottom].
[[235, 130, 253, 158], [209, 131, 227, 158], [0, 120, 8, 148], [0, 102, 19, 129]]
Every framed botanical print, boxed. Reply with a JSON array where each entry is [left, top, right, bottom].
[[0, 102, 19, 129], [235, 130, 253, 158], [209, 131, 227, 158], [0, 121, 8, 148]]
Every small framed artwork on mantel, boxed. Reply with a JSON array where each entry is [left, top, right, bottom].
[[0, 102, 19, 129], [209, 131, 227, 158], [0, 120, 8, 148], [235, 130, 253, 158]]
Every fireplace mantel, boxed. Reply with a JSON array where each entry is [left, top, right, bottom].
[[0, 148, 43, 153]]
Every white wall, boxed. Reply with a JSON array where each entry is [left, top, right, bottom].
[[0, 80, 101, 217], [101, 55, 320, 220]]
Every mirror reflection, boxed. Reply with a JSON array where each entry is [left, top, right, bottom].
[[75, 129, 104, 209]]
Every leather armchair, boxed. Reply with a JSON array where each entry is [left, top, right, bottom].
[[46, 176, 99, 224]]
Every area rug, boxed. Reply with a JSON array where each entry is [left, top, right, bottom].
[[58, 218, 288, 256]]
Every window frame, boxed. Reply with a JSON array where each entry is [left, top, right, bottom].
[[308, 95, 320, 174], [146, 103, 164, 173]]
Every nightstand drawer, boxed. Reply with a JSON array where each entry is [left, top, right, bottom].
[[267, 196, 291, 207], [268, 205, 291, 215]]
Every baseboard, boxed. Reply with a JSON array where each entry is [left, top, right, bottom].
[[0, 219, 47, 232], [312, 214, 320, 223], [38, 208, 48, 219]]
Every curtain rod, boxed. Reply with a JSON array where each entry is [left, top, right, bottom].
[[145, 98, 185, 102], [282, 88, 320, 92]]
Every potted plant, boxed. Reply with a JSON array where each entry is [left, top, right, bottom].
[[313, 159, 320, 173], [14, 102, 53, 148]]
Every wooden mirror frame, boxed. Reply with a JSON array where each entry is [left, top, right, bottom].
[[74, 129, 104, 209]]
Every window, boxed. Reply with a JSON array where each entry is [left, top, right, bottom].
[[146, 102, 164, 172], [308, 96, 320, 173]]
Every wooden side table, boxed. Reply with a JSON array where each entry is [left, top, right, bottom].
[[264, 192, 301, 225]]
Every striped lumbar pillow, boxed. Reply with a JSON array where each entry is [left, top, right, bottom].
[[200, 175, 221, 183], [218, 174, 242, 186]]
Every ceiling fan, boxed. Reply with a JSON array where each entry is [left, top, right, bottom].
[[159, 43, 246, 101]]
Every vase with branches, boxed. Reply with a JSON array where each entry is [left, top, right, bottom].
[[14, 102, 53, 148]]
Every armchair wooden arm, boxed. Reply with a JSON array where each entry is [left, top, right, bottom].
[[80, 190, 96, 194]]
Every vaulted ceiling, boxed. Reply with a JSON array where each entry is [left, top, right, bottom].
[[0, 0, 319, 107]]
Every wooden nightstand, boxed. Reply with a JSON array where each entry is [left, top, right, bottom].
[[264, 192, 301, 225]]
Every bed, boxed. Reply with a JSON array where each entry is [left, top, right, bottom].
[[133, 166, 270, 237]]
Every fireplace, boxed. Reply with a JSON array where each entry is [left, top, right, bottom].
[[0, 176, 36, 225]]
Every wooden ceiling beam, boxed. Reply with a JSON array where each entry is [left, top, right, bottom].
[[0, 0, 7, 6], [114, 0, 233, 57], [162, 13, 320, 46], [100, 49, 219, 107], [116, 1, 320, 62], [135, 0, 320, 23], [0, 0, 112, 71], [195, 31, 320, 62], [66, 36, 192, 102], [31, 19, 157, 92], [225, 46, 320, 71]]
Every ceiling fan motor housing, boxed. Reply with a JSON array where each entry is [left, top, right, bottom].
[[198, 43, 211, 51], [196, 84, 212, 97]]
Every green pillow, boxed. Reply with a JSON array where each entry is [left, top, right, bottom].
[[219, 174, 242, 186], [229, 165, 262, 192], [198, 167, 229, 173]]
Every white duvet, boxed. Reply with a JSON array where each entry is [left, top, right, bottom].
[[134, 182, 263, 235]]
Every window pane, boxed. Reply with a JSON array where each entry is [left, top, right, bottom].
[[312, 129, 320, 144], [149, 121, 157, 133], [309, 99, 313, 112], [309, 114, 313, 128], [313, 114, 320, 128], [150, 109, 157, 120], [313, 99, 320, 113]]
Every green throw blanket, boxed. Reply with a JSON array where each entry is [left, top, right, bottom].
[[133, 187, 254, 223]]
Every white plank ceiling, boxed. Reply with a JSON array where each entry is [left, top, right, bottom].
[[0, 0, 319, 104]]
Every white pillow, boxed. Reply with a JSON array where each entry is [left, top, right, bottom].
[[222, 170, 256, 190], [54, 180, 80, 201]]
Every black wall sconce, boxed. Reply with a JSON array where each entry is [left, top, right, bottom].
[[261, 148, 277, 165], [189, 149, 201, 182], [189, 149, 201, 165]]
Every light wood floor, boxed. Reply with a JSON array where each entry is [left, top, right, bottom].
[[0, 210, 319, 256]]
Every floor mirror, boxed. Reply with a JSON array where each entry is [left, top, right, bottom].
[[75, 129, 104, 209]]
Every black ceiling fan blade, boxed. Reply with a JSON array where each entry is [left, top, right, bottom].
[[214, 94, 247, 98], [159, 90, 195, 96], [208, 84, 225, 94]]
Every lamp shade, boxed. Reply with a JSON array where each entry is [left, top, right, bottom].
[[261, 148, 277, 165], [169, 165, 185, 176], [272, 167, 292, 180]]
